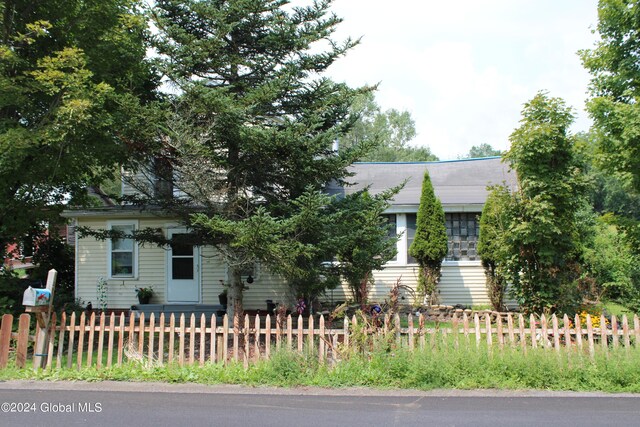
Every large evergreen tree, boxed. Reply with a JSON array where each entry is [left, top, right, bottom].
[[0, 0, 158, 254], [408, 170, 448, 304], [145, 0, 372, 327]]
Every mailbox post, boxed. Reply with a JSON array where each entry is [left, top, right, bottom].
[[23, 269, 57, 369]]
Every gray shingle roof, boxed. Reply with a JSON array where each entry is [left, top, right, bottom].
[[328, 157, 516, 207]]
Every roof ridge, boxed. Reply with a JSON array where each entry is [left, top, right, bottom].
[[354, 156, 502, 165]]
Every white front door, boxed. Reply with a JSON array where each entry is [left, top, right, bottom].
[[167, 230, 200, 302]]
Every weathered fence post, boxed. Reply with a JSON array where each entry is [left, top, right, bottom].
[[25, 269, 57, 369], [0, 314, 13, 368]]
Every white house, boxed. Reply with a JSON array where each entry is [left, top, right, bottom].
[[62, 156, 515, 311]]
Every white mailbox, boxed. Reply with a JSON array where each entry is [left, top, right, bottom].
[[22, 286, 52, 307]]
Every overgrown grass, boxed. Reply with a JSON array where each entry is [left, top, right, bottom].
[[2, 343, 640, 393]]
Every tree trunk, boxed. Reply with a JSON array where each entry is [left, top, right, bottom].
[[228, 266, 244, 339]]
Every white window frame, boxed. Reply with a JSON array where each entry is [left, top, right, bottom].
[[107, 220, 139, 279]]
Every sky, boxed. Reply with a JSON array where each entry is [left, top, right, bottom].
[[320, 0, 601, 160]]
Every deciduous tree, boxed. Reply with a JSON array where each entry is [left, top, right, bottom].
[[340, 92, 437, 162], [503, 92, 587, 313], [477, 186, 512, 311], [0, 0, 158, 254], [581, 0, 640, 193]]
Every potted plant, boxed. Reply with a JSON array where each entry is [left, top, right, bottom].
[[135, 286, 154, 305]]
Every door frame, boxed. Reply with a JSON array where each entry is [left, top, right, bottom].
[[165, 226, 201, 303]]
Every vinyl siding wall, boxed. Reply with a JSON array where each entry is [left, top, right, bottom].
[[75, 218, 492, 310], [322, 263, 491, 307]]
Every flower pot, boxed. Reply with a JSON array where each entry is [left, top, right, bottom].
[[138, 294, 151, 305]]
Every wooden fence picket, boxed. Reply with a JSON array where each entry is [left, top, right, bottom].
[[463, 313, 470, 346], [600, 315, 607, 353], [46, 312, 57, 370], [137, 313, 145, 357], [178, 314, 185, 366], [16, 313, 30, 368], [484, 313, 492, 347], [96, 313, 105, 368], [507, 314, 515, 347], [530, 314, 537, 350], [562, 314, 571, 350], [189, 314, 196, 365], [318, 315, 325, 363], [244, 314, 250, 369], [474, 313, 481, 348], [308, 315, 315, 352], [56, 312, 66, 369], [77, 312, 86, 370], [148, 313, 156, 364], [586, 314, 595, 356], [233, 317, 239, 363], [0, 314, 14, 368], [254, 314, 261, 362], [287, 315, 293, 351], [622, 315, 631, 350], [518, 314, 526, 352], [343, 316, 349, 352], [611, 315, 619, 349], [540, 315, 548, 350], [408, 314, 414, 351], [552, 314, 560, 352], [87, 312, 96, 367], [67, 312, 76, 369], [265, 314, 271, 360], [209, 314, 216, 364], [574, 313, 582, 351], [200, 314, 207, 366], [451, 314, 459, 349], [222, 314, 229, 365], [107, 313, 115, 367], [297, 315, 304, 352], [496, 314, 504, 349], [158, 313, 165, 366], [419, 313, 426, 350]]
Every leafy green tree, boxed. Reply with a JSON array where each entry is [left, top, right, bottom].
[[408, 170, 448, 304], [341, 92, 438, 162], [460, 143, 501, 159], [581, 216, 640, 302], [477, 186, 512, 311], [503, 92, 587, 313], [0, 0, 158, 255], [580, 0, 640, 193], [144, 0, 373, 328]]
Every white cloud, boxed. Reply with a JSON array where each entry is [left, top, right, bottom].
[[322, 0, 600, 159]]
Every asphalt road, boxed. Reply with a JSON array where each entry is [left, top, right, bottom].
[[0, 381, 638, 427]]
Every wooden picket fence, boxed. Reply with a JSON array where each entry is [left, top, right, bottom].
[[1, 311, 639, 370]]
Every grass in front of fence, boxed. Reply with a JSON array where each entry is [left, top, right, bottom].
[[2, 340, 640, 393]]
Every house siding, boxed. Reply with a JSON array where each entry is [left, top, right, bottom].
[[75, 220, 494, 310], [364, 263, 490, 307]]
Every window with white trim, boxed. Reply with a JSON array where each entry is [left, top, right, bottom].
[[445, 212, 480, 261], [406, 213, 417, 264], [108, 221, 137, 278], [382, 214, 398, 262], [400, 212, 480, 265]]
